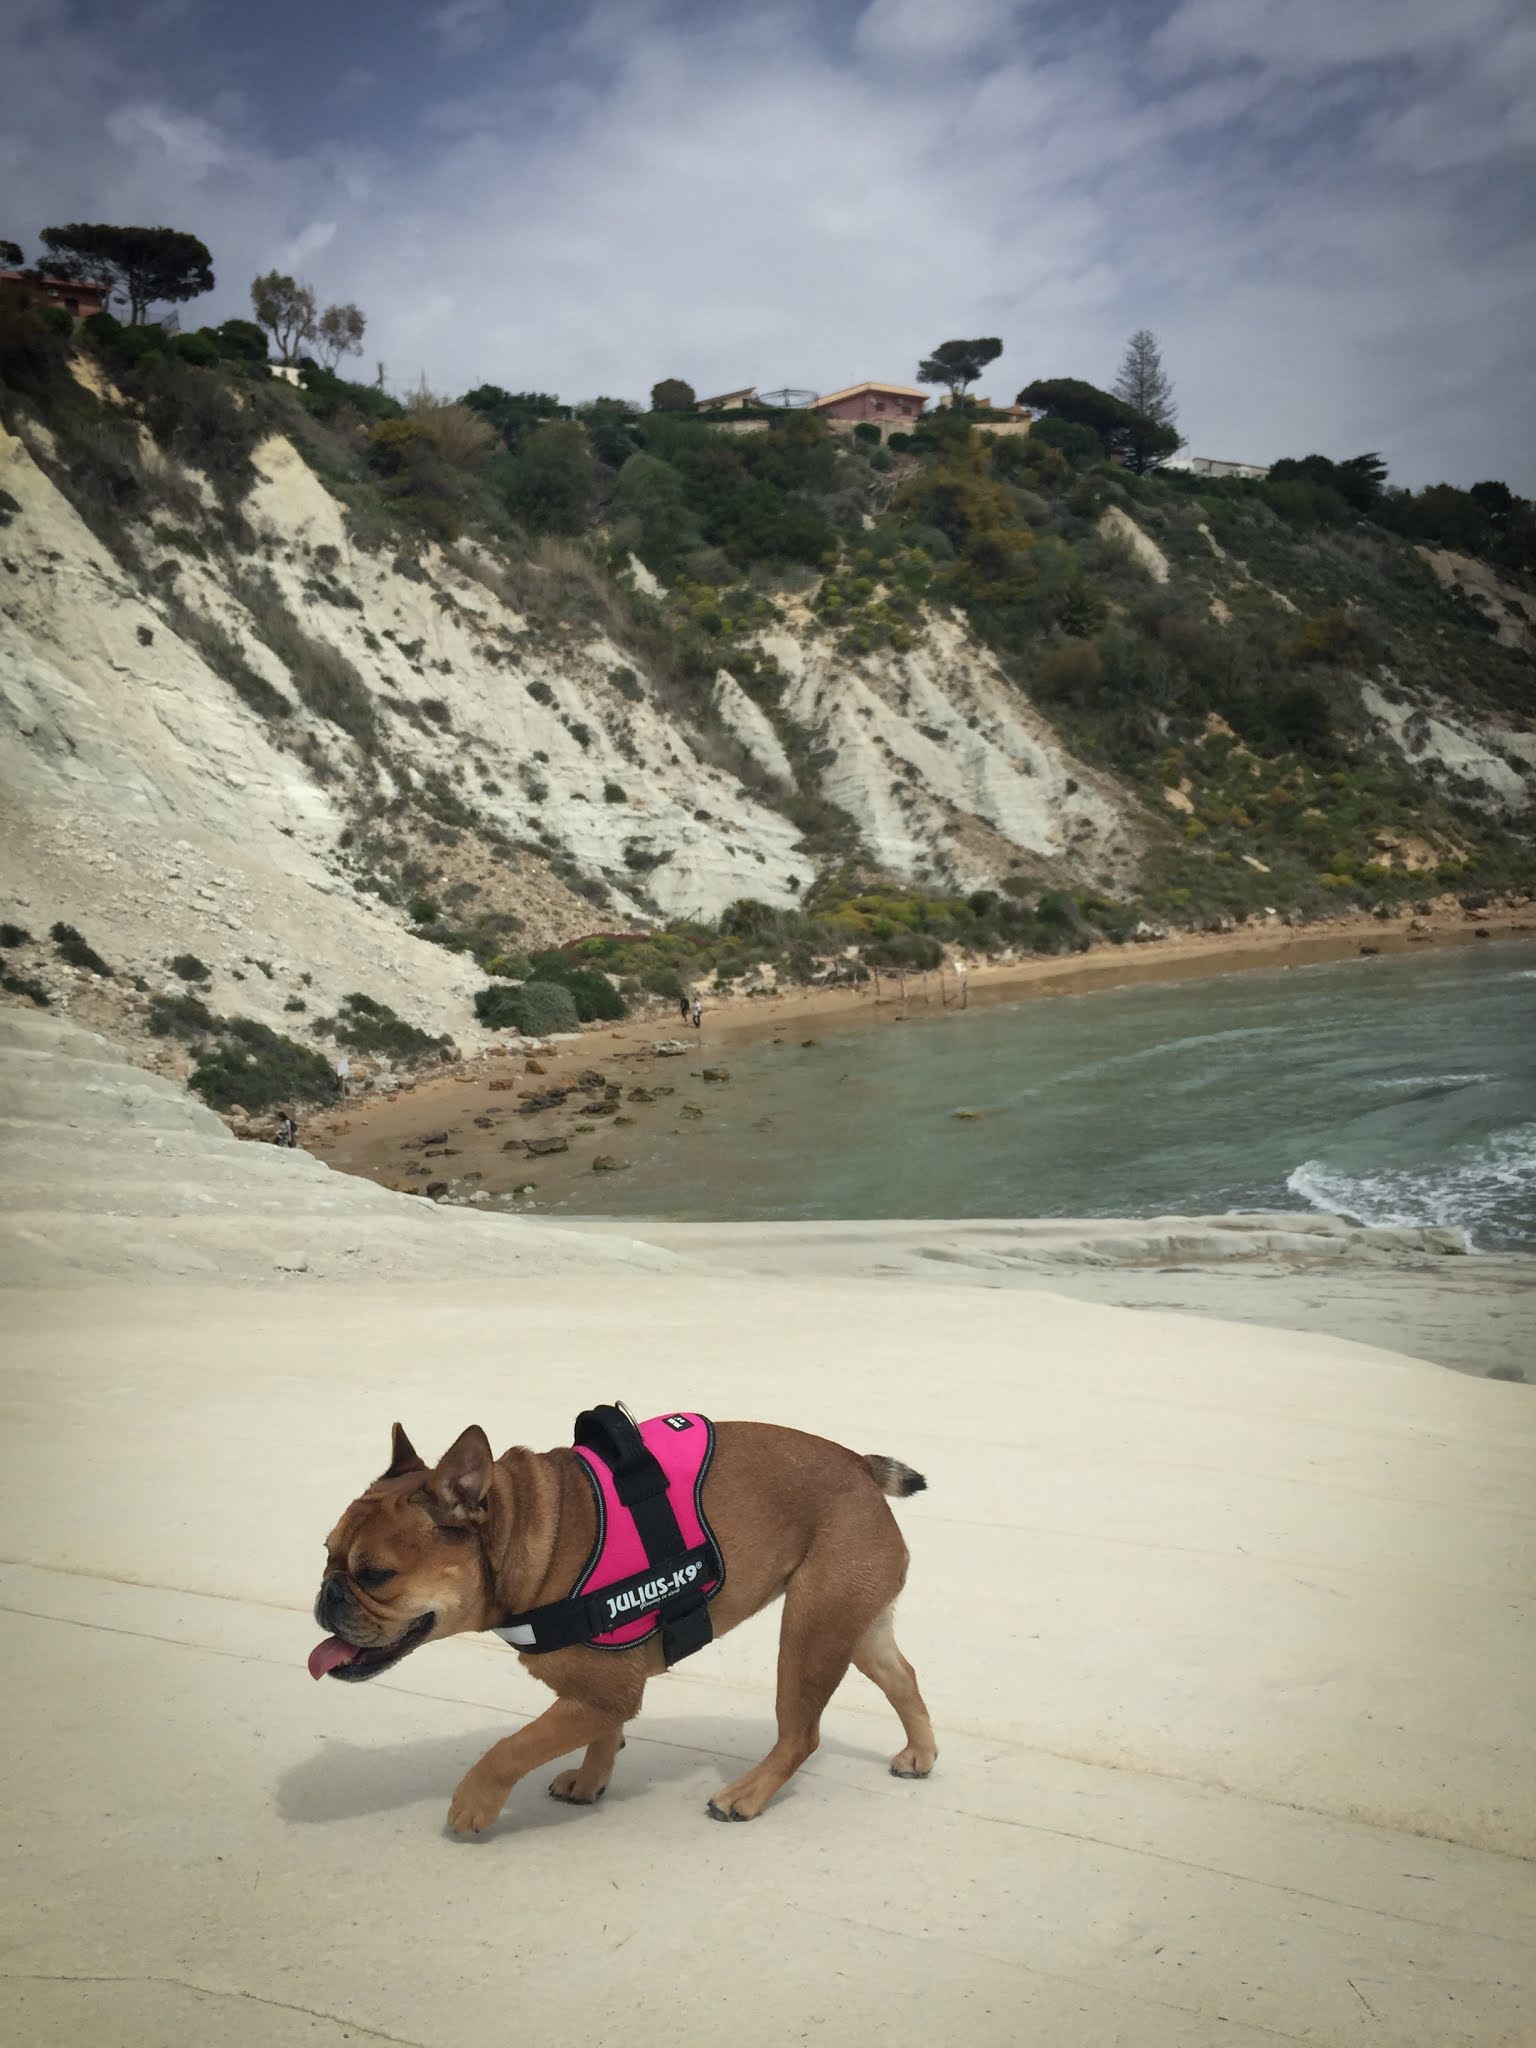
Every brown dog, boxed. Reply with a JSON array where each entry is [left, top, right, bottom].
[[311, 1418, 936, 1832]]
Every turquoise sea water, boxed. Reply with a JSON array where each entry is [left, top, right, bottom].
[[558, 940, 1536, 1249]]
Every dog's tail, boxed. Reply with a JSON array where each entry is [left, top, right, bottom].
[[864, 1454, 927, 1499]]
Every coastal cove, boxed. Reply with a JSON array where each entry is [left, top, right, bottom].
[[308, 913, 1536, 1251]]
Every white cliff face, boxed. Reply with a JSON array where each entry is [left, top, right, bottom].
[[0, 410, 1152, 1047], [760, 615, 1137, 890], [1360, 680, 1534, 812]]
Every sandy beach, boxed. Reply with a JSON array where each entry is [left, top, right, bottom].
[[303, 903, 1535, 1216], [3, 1003, 1535, 2046]]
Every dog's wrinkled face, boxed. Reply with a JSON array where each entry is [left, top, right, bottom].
[[309, 1422, 494, 1683]]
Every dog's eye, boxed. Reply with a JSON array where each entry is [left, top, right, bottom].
[[355, 1567, 395, 1591]]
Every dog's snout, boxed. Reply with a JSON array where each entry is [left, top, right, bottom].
[[315, 1572, 350, 1632]]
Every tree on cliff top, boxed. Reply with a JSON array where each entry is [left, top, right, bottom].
[[0, 239, 22, 269], [39, 223, 214, 324], [250, 271, 317, 362], [1113, 329, 1177, 433], [315, 301, 366, 372], [917, 337, 1003, 403], [1016, 375, 1180, 473], [650, 377, 696, 412]]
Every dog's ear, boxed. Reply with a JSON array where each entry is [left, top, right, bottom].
[[381, 1422, 426, 1480], [428, 1424, 495, 1521]]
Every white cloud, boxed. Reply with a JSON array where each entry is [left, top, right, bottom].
[[1154, 0, 1519, 75], [1, 0, 1531, 489], [855, 0, 1020, 65]]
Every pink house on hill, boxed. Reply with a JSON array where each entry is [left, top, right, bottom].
[[808, 381, 927, 425], [0, 271, 112, 320]]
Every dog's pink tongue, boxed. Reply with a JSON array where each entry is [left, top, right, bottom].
[[308, 1636, 361, 1681]]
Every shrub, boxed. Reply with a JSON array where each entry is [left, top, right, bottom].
[[1, 969, 50, 1006], [0, 923, 30, 947], [408, 895, 440, 925], [1029, 416, 1103, 467], [603, 780, 627, 803], [1292, 607, 1367, 666], [1034, 641, 1104, 703], [50, 922, 112, 976], [170, 952, 211, 982], [473, 980, 580, 1035], [147, 990, 217, 1039], [483, 952, 534, 979], [530, 958, 629, 1021], [1271, 683, 1334, 751], [864, 932, 942, 973], [175, 331, 219, 367], [853, 422, 881, 446], [317, 992, 453, 1061], [213, 318, 268, 363], [190, 1018, 336, 1113]]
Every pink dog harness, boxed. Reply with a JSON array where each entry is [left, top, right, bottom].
[[492, 1405, 723, 1665]]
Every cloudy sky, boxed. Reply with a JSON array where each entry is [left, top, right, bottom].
[[4, 0, 1533, 489]]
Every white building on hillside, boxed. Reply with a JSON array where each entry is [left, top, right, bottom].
[[1162, 454, 1270, 480]]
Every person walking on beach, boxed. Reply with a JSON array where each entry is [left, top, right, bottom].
[[335, 1053, 351, 1100], [691, 997, 702, 1030], [273, 1111, 298, 1149], [678, 991, 691, 1026]]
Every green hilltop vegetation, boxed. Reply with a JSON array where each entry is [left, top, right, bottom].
[[2, 251, 1534, 1040]]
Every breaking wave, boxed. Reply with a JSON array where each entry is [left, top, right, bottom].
[[1287, 1123, 1536, 1249]]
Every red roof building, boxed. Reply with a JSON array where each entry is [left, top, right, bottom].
[[807, 381, 927, 424], [0, 271, 112, 320]]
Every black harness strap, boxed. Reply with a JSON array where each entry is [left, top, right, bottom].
[[495, 1404, 718, 1665]]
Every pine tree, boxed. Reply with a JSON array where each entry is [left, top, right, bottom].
[[1113, 330, 1177, 430]]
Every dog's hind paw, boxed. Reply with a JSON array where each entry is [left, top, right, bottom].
[[549, 1770, 607, 1806], [707, 1798, 751, 1822]]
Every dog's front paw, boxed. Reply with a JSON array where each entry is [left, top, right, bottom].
[[890, 1743, 937, 1779], [447, 1767, 508, 1835]]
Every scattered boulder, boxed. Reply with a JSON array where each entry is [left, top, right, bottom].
[[413, 1130, 450, 1147], [653, 1040, 689, 1056], [524, 1135, 570, 1157], [592, 1155, 629, 1172], [525, 1058, 547, 1075], [424, 1181, 448, 1199], [628, 1086, 656, 1104], [701, 1067, 730, 1083], [679, 1102, 704, 1120], [574, 1068, 607, 1089], [489, 1078, 518, 1092], [1359, 944, 1381, 956]]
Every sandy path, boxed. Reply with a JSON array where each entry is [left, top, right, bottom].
[[4, 1008, 1536, 2043], [4, 1279, 1535, 2047]]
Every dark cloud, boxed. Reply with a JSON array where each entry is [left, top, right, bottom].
[[3, 0, 1532, 487]]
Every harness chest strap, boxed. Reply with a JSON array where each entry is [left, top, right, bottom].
[[492, 1405, 722, 1664]]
